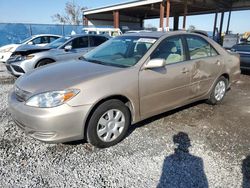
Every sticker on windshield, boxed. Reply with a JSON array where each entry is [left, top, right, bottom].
[[138, 38, 156, 43]]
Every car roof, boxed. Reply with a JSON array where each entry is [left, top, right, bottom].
[[66, 34, 110, 38], [32, 34, 62, 38], [123, 31, 187, 38]]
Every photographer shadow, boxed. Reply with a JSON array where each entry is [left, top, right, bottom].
[[158, 132, 208, 188]]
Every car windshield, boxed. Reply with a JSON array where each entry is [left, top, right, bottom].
[[46, 36, 71, 49], [83, 36, 156, 67], [20, 36, 33, 44]]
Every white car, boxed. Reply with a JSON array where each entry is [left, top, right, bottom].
[[82, 27, 122, 37], [0, 34, 61, 63], [125, 30, 152, 34]]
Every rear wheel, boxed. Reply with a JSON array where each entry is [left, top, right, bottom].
[[36, 59, 54, 68], [86, 99, 131, 148], [207, 76, 228, 105]]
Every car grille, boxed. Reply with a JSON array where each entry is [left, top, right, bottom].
[[12, 65, 25, 73], [15, 86, 31, 102], [6, 65, 12, 72]]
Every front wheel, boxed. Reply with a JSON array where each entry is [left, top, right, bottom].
[[36, 59, 54, 68], [207, 76, 228, 105], [86, 99, 131, 148]]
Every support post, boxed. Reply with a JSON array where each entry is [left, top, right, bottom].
[[166, 0, 170, 31], [83, 16, 88, 26], [29, 24, 32, 36], [173, 15, 179, 31], [219, 11, 224, 44], [183, 0, 188, 29], [226, 10, 231, 34], [140, 19, 144, 29], [213, 12, 218, 39], [113, 10, 119, 28], [159, 3, 164, 30]]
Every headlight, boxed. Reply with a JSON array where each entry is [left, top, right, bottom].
[[0, 47, 14, 53], [9, 54, 34, 62], [25, 89, 80, 108]]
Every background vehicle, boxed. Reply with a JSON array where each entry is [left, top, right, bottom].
[[231, 36, 250, 70], [125, 30, 152, 34], [82, 27, 122, 37], [6, 34, 109, 76], [223, 34, 240, 49], [0, 34, 61, 63], [8, 32, 240, 148]]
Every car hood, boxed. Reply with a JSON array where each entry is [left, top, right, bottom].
[[15, 60, 122, 94], [0, 44, 19, 52], [15, 44, 50, 52], [232, 43, 250, 52], [13, 44, 51, 55]]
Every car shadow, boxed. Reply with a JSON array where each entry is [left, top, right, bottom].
[[242, 155, 250, 188], [127, 100, 204, 137], [157, 132, 208, 188]]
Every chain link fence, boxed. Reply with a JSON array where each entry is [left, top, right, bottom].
[[0, 23, 84, 47]]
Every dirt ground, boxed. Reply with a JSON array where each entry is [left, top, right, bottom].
[[0, 62, 250, 187]]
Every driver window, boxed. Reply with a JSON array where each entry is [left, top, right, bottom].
[[151, 37, 185, 64], [70, 37, 88, 49], [31, 37, 41, 45], [40, 36, 49, 44]]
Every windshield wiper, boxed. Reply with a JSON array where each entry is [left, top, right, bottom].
[[79, 56, 87, 61], [82, 58, 130, 68], [85, 59, 107, 65]]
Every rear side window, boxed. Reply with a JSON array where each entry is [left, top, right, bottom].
[[89, 36, 108, 47], [151, 37, 185, 64], [186, 36, 218, 60]]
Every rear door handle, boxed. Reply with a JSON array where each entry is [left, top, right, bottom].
[[182, 68, 189, 73]]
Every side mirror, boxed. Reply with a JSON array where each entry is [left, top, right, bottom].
[[64, 45, 72, 51], [144, 59, 166, 69], [27, 41, 33, 45]]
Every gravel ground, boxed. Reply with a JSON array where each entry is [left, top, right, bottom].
[[0, 63, 250, 187]]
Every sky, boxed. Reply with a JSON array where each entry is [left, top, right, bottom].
[[0, 0, 250, 34]]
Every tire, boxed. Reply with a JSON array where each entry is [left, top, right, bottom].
[[87, 99, 131, 148], [207, 76, 228, 105], [36, 59, 54, 68]]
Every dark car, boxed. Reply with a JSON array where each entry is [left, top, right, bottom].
[[231, 36, 250, 71]]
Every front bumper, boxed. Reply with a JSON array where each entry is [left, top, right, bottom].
[[0, 52, 12, 63], [8, 90, 92, 143], [6, 57, 36, 76], [6, 63, 25, 76]]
